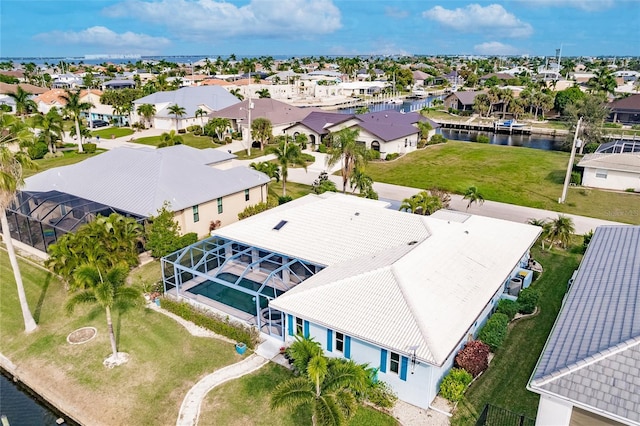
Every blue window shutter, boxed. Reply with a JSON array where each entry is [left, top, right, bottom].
[[327, 329, 333, 352], [287, 315, 294, 336], [400, 356, 409, 381], [345, 336, 351, 359], [303, 320, 309, 338], [380, 349, 387, 373]]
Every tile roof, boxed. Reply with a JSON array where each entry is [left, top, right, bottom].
[[216, 193, 541, 365], [530, 225, 640, 424], [23, 146, 268, 217]]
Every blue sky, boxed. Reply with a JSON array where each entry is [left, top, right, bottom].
[[1, 0, 638, 58]]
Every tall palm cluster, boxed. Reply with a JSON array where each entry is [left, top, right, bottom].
[[528, 215, 576, 251]]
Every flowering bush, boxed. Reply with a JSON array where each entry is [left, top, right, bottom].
[[455, 340, 490, 377]]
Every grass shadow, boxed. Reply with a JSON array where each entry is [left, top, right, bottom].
[[545, 170, 565, 185], [33, 273, 51, 323]]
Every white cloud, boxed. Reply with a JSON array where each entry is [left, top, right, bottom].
[[516, 0, 615, 12], [474, 41, 520, 55], [422, 4, 533, 38], [33, 26, 171, 55], [103, 0, 341, 42]]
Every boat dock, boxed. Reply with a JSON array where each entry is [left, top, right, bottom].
[[437, 119, 533, 135]]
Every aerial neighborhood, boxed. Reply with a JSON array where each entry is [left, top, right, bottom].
[[1, 50, 640, 426]]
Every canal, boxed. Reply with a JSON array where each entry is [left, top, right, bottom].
[[0, 369, 77, 426]]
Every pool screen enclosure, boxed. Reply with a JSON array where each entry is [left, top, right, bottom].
[[161, 235, 324, 338]]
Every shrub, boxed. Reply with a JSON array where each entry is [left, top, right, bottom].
[[476, 135, 490, 144], [178, 232, 198, 248], [317, 143, 327, 153], [385, 153, 400, 161], [477, 313, 509, 351], [583, 142, 600, 154], [517, 288, 539, 314], [27, 142, 49, 159], [454, 340, 490, 377], [300, 153, 315, 163], [186, 125, 200, 132], [495, 299, 519, 320], [571, 171, 581, 185], [365, 379, 398, 409], [439, 368, 473, 402], [238, 199, 277, 219], [417, 138, 427, 148], [43, 151, 63, 159], [177, 129, 186, 134], [224, 136, 232, 144], [278, 195, 293, 205], [83, 143, 97, 154], [428, 134, 447, 145], [192, 128, 203, 136], [160, 298, 259, 348], [368, 149, 381, 160]]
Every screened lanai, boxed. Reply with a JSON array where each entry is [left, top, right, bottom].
[[162, 235, 325, 338], [4, 190, 145, 252]]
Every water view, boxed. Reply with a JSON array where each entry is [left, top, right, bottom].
[[437, 128, 568, 151], [0, 370, 76, 426]]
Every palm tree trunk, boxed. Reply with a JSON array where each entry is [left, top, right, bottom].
[[1, 210, 38, 333], [75, 118, 84, 153], [105, 306, 118, 360]]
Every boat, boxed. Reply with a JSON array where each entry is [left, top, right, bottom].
[[497, 120, 525, 128]]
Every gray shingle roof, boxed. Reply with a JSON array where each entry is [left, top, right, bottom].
[[296, 111, 356, 135], [23, 146, 269, 217], [133, 86, 240, 118], [530, 225, 640, 423]]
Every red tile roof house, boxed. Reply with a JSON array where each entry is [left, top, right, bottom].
[[609, 94, 640, 125]]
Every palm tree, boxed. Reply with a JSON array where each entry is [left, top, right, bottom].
[[256, 88, 271, 98], [0, 113, 38, 333], [250, 161, 280, 182], [251, 118, 273, 151], [194, 108, 207, 133], [463, 186, 485, 210], [473, 93, 491, 117], [269, 139, 307, 196], [158, 130, 183, 147], [166, 104, 186, 131], [136, 103, 156, 128], [271, 338, 366, 426], [399, 191, 442, 215], [416, 120, 433, 141], [61, 89, 93, 153], [543, 215, 575, 250], [500, 88, 514, 119], [588, 68, 617, 95], [29, 109, 64, 154], [229, 88, 244, 101], [66, 264, 141, 363], [206, 117, 231, 142], [7, 86, 37, 117], [326, 128, 367, 193]]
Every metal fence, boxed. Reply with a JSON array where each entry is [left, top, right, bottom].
[[475, 404, 536, 426]]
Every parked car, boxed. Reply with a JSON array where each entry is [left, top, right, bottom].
[[90, 120, 109, 128]]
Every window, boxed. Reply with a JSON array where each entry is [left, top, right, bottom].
[[245, 189, 250, 201], [595, 169, 608, 179], [295, 317, 303, 335], [390, 352, 400, 374], [335, 332, 344, 352], [192, 205, 199, 223], [217, 197, 223, 214]]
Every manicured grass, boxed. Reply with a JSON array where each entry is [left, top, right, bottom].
[[199, 362, 398, 426], [366, 141, 640, 224], [133, 132, 223, 149], [0, 249, 241, 426], [451, 245, 582, 425], [90, 127, 134, 138], [127, 260, 163, 291], [23, 149, 105, 177], [268, 181, 312, 200], [234, 147, 270, 160]]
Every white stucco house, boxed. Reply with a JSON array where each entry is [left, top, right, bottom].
[[161, 193, 541, 410], [578, 152, 640, 192]]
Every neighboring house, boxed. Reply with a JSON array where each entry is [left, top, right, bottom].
[[131, 86, 240, 130], [162, 193, 541, 411], [479, 73, 513, 85], [578, 152, 640, 191], [33, 89, 69, 114], [101, 79, 136, 90], [529, 225, 640, 426], [609, 94, 640, 124], [16, 145, 270, 249], [211, 98, 316, 140], [286, 111, 357, 147], [444, 90, 485, 111], [412, 70, 432, 87], [51, 73, 82, 89], [0, 82, 48, 96], [0, 94, 16, 112]]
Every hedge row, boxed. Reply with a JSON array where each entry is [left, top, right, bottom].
[[477, 313, 509, 351], [160, 298, 259, 349]]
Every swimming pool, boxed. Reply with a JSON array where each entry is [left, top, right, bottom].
[[189, 272, 283, 315]]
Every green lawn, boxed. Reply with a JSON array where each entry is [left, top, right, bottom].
[[234, 147, 270, 160], [133, 132, 223, 149], [90, 127, 134, 138], [199, 362, 398, 426], [451, 245, 582, 425], [268, 181, 313, 200], [23, 149, 105, 178], [0, 249, 241, 426], [366, 141, 640, 224]]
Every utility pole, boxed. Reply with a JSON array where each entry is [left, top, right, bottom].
[[559, 117, 582, 204]]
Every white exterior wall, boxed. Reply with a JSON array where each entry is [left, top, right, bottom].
[[582, 167, 640, 191], [536, 394, 572, 426]]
